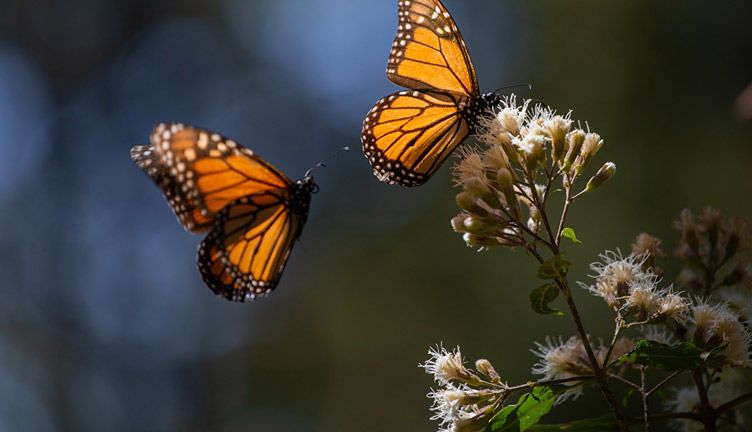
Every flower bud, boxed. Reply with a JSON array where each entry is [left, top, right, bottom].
[[483, 145, 510, 172], [545, 115, 572, 162], [631, 233, 664, 258], [464, 177, 500, 209], [463, 216, 499, 236], [495, 168, 517, 209], [521, 134, 546, 169], [579, 133, 604, 169], [463, 233, 502, 248], [562, 130, 585, 170], [451, 215, 467, 233], [497, 107, 522, 135], [475, 359, 501, 382], [456, 191, 484, 215], [585, 162, 616, 191], [527, 217, 540, 233]]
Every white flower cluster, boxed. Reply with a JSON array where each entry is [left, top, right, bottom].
[[579, 250, 690, 323], [452, 94, 615, 251], [531, 336, 634, 403], [692, 299, 751, 366], [421, 345, 507, 432]]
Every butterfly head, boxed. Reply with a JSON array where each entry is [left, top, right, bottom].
[[297, 175, 319, 194]]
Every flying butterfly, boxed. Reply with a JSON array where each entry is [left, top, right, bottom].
[[131, 123, 323, 302], [362, 0, 501, 187]]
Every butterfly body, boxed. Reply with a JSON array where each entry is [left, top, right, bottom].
[[362, 0, 498, 187], [132, 123, 315, 302]]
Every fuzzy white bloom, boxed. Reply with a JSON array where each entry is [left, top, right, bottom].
[[657, 288, 691, 323], [665, 384, 745, 432], [692, 300, 751, 366], [579, 250, 658, 309], [475, 95, 530, 146], [531, 336, 591, 402], [427, 385, 471, 430], [422, 345, 470, 385], [513, 133, 546, 164], [624, 283, 660, 316], [665, 387, 709, 432], [641, 325, 675, 344], [422, 346, 508, 432]]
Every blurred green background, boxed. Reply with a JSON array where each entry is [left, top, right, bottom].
[[1, 0, 751, 430]]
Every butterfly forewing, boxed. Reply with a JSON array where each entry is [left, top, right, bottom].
[[387, 0, 478, 97], [150, 124, 291, 213], [131, 144, 214, 232], [362, 90, 469, 186]]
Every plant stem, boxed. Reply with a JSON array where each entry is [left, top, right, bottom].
[[646, 371, 681, 398], [602, 315, 624, 368], [692, 369, 717, 432], [716, 392, 752, 414], [556, 277, 629, 432], [506, 375, 595, 393], [607, 372, 640, 390], [555, 178, 572, 243], [640, 366, 651, 432]]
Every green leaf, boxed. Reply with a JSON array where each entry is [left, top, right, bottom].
[[701, 342, 729, 368], [527, 415, 634, 431], [561, 227, 582, 244], [487, 386, 556, 432], [622, 388, 635, 408], [530, 284, 564, 316], [620, 340, 703, 371], [537, 254, 570, 280]]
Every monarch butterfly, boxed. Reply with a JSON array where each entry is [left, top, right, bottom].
[[131, 123, 317, 302], [362, 0, 500, 187]]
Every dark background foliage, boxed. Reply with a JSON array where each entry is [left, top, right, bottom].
[[1, 1, 750, 430]]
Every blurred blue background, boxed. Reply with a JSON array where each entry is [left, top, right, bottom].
[[1, 0, 751, 430]]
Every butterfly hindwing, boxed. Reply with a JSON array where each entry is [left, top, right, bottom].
[[197, 191, 306, 301], [387, 0, 478, 97], [362, 90, 470, 186]]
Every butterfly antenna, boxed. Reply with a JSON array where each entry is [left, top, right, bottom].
[[305, 146, 351, 177], [492, 83, 533, 95]]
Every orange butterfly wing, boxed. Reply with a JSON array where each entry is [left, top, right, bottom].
[[362, 0, 481, 186], [387, 0, 478, 97], [362, 91, 469, 186], [132, 123, 314, 301], [197, 190, 308, 301], [131, 123, 291, 232], [131, 143, 213, 231]]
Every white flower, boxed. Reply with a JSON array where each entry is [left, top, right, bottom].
[[427, 386, 466, 429], [580, 250, 658, 309], [624, 283, 660, 317], [692, 300, 751, 366], [665, 384, 742, 432], [664, 387, 705, 432], [475, 94, 530, 146], [641, 325, 675, 344], [422, 345, 470, 385], [657, 288, 690, 323], [531, 336, 591, 402]]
